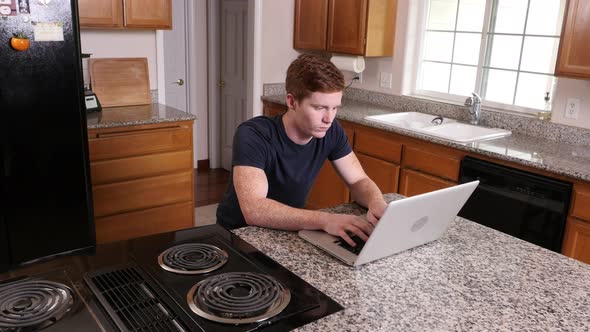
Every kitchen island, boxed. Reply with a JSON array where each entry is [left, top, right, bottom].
[[233, 194, 590, 331]]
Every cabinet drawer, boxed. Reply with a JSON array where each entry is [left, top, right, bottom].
[[263, 102, 287, 117], [93, 171, 193, 217], [95, 201, 193, 244], [89, 125, 191, 161], [90, 150, 192, 185], [354, 127, 402, 163], [398, 169, 455, 197], [562, 217, 590, 264], [403, 146, 460, 181], [571, 184, 590, 221], [357, 153, 399, 194]]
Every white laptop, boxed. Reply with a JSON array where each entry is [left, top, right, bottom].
[[299, 181, 479, 267]]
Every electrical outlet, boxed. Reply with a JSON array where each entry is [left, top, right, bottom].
[[565, 98, 580, 119], [380, 72, 393, 89], [356, 71, 363, 84]]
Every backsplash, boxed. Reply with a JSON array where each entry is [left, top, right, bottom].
[[263, 84, 590, 147]]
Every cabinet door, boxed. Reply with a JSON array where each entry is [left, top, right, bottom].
[[124, 0, 172, 29], [562, 218, 590, 264], [399, 169, 455, 197], [78, 0, 123, 28], [327, 0, 368, 55], [555, 0, 590, 78], [357, 153, 399, 194], [294, 0, 329, 51], [263, 102, 287, 117], [306, 162, 350, 210]]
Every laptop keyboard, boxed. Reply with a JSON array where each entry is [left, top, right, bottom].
[[335, 235, 366, 255]]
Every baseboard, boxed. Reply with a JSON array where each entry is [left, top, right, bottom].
[[197, 159, 210, 171]]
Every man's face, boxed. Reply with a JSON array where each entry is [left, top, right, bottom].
[[289, 91, 343, 139]]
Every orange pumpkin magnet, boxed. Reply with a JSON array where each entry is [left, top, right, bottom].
[[10, 32, 30, 51]]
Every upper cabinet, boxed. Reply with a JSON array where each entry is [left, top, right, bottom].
[[79, 0, 172, 29], [294, 0, 397, 56], [555, 0, 590, 78]]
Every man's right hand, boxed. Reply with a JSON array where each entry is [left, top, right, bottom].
[[323, 214, 374, 247]]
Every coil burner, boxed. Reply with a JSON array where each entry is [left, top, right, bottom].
[[0, 280, 74, 332], [158, 243, 229, 275], [187, 272, 291, 324]]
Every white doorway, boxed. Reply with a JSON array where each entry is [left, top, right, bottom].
[[208, 0, 263, 170], [158, 0, 208, 167]]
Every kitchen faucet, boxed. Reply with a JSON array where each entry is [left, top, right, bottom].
[[464, 93, 481, 125]]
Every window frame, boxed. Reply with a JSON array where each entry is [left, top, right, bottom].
[[413, 0, 564, 115]]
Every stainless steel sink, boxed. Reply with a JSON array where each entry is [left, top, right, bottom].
[[364, 112, 511, 143]]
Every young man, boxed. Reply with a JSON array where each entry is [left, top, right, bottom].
[[216, 54, 387, 246]]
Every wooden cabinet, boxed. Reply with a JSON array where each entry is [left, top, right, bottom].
[[293, 0, 329, 50], [354, 126, 401, 195], [357, 153, 399, 194], [79, 0, 172, 29], [306, 120, 355, 209], [399, 169, 455, 197], [563, 184, 590, 263], [555, 0, 590, 78], [562, 218, 590, 264], [263, 101, 287, 117], [88, 121, 194, 243], [78, 0, 123, 28], [294, 0, 397, 56]]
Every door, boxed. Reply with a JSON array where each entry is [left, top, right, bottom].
[[163, 0, 193, 162], [293, 0, 328, 51], [327, 0, 368, 55], [220, 0, 249, 170], [163, 0, 188, 113], [78, 0, 123, 28]]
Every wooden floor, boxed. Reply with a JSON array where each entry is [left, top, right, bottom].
[[195, 168, 230, 207]]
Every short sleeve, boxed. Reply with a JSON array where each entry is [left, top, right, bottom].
[[231, 123, 268, 169], [327, 120, 353, 161]]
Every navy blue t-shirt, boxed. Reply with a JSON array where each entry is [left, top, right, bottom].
[[216, 114, 352, 229]]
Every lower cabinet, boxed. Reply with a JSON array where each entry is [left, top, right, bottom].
[[398, 169, 455, 197], [357, 152, 399, 194], [305, 162, 350, 210], [562, 218, 590, 264], [88, 121, 195, 243]]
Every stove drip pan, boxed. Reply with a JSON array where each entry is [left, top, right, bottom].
[[158, 243, 228, 275], [187, 272, 291, 324], [0, 280, 74, 331]]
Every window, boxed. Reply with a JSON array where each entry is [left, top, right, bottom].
[[416, 0, 566, 113]]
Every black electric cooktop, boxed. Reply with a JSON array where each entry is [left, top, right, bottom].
[[0, 225, 342, 332]]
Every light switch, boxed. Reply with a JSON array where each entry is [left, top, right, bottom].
[[380, 72, 393, 89]]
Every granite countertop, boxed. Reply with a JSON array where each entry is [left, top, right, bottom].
[[233, 194, 590, 331], [87, 103, 195, 129], [262, 95, 590, 182]]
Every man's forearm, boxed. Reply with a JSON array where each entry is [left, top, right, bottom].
[[241, 198, 331, 231], [349, 177, 385, 209]]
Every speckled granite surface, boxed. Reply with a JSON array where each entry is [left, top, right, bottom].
[[233, 194, 590, 331], [261, 95, 590, 182], [87, 103, 195, 129]]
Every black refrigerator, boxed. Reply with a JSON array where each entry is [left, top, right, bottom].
[[0, 0, 95, 271]]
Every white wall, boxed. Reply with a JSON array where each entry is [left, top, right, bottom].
[[260, 0, 590, 130], [261, 0, 299, 84], [80, 30, 158, 90]]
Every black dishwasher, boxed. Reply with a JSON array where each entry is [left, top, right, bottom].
[[458, 156, 572, 252]]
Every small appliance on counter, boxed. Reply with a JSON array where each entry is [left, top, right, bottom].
[[84, 89, 102, 112]]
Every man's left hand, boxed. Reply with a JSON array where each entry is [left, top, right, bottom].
[[366, 200, 387, 226]]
